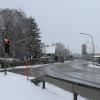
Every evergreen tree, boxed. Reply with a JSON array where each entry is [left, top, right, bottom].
[[26, 17, 42, 59]]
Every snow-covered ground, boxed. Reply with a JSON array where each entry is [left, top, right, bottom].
[[0, 61, 73, 71], [64, 61, 72, 63], [0, 72, 88, 100], [14, 61, 73, 69], [39, 83, 89, 100], [87, 62, 100, 68], [0, 64, 47, 71], [14, 64, 45, 69]]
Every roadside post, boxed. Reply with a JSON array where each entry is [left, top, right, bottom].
[[24, 58, 31, 80], [42, 75, 45, 89], [74, 93, 77, 100], [42, 67, 46, 89]]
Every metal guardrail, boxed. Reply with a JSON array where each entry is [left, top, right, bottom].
[[46, 75, 100, 100]]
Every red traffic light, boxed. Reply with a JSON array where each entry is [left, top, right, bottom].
[[4, 38, 10, 53], [4, 38, 10, 44]]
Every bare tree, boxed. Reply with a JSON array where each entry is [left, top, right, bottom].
[[55, 43, 65, 62]]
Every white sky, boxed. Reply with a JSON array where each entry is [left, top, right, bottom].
[[0, 0, 100, 53]]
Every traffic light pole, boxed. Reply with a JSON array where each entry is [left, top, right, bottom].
[[4, 53, 7, 75]]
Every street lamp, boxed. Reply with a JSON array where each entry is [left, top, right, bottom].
[[80, 33, 95, 66]]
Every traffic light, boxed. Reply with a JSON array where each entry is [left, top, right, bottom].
[[4, 39, 10, 53]]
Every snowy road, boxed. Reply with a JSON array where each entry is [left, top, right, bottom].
[[46, 60, 100, 89], [45, 60, 100, 100]]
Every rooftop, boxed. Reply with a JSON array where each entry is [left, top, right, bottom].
[[46, 46, 56, 54]]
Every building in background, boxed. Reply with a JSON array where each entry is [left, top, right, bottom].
[[42, 45, 56, 63], [94, 53, 100, 65], [82, 44, 87, 57]]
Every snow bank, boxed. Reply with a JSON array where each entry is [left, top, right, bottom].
[[15, 64, 44, 69], [0, 72, 89, 100], [87, 64, 100, 68], [0, 72, 69, 100]]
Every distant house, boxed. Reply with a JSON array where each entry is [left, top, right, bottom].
[[42, 46, 56, 63], [46, 46, 55, 54]]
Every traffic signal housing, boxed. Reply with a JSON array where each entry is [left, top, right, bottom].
[[4, 39, 10, 53]]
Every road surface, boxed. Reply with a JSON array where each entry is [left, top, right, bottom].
[[46, 60, 100, 89], [43, 60, 100, 100]]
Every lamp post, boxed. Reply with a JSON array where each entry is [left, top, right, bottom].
[[80, 33, 95, 66]]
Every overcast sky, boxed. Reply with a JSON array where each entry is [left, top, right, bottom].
[[0, 0, 100, 53]]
